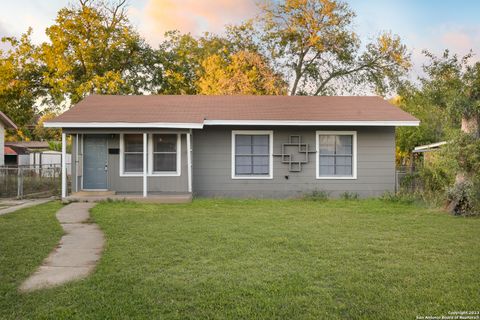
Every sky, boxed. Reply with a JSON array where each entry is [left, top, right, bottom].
[[1, 0, 479, 78]]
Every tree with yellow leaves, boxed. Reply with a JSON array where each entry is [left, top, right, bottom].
[[0, 29, 42, 128], [33, 112, 62, 141], [39, 0, 154, 105], [197, 51, 287, 95]]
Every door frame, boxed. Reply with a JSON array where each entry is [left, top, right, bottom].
[[81, 134, 109, 191]]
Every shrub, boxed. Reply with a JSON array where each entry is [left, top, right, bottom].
[[418, 164, 453, 194], [48, 141, 62, 151], [446, 180, 480, 216], [340, 192, 359, 200], [399, 167, 452, 208], [380, 191, 417, 204], [304, 190, 329, 201]]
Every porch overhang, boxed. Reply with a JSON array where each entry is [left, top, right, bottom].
[[60, 131, 193, 200], [44, 122, 204, 129]]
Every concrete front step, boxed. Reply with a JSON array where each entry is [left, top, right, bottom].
[[72, 191, 116, 197]]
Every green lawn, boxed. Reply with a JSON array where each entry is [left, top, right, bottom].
[[1, 199, 479, 319]]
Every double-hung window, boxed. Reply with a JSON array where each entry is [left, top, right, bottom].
[[122, 134, 144, 174], [151, 134, 180, 175], [316, 131, 357, 179], [120, 133, 180, 176], [232, 131, 273, 179]]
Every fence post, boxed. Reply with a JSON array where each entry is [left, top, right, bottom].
[[17, 167, 23, 199], [20, 167, 24, 198], [395, 170, 398, 193]]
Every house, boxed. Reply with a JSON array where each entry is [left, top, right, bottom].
[[5, 140, 50, 152], [412, 141, 447, 166], [44, 95, 419, 199], [413, 141, 447, 155], [3, 141, 71, 172], [0, 111, 18, 166], [4, 141, 50, 166]]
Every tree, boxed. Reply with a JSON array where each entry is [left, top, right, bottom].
[[421, 51, 480, 214], [421, 51, 480, 138], [33, 112, 62, 141], [0, 29, 43, 128], [258, 0, 411, 95], [393, 84, 450, 166], [154, 28, 266, 95], [197, 51, 287, 95], [39, 0, 153, 105], [154, 31, 204, 94], [400, 50, 480, 214]]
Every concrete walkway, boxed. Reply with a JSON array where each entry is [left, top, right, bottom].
[[19, 202, 104, 292], [0, 199, 52, 216]]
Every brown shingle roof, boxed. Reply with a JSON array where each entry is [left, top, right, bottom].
[[47, 95, 418, 127], [5, 141, 50, 149]]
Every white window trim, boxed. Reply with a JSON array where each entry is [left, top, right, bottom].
[[120, 133, 181, 177], [231, 130, 273, 180], [148, 133, 181, 177], [316, 130, 357, 180], [120, 133, 144, 177]]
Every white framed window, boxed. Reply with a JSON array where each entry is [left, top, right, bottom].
[[148, 133, 181, 176], [120, 133, 181, 177], [316, 131, 357, 180], [120, 134, 144, 175], [231, 130, 273, 179]]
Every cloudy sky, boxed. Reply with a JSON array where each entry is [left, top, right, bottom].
[[1, 0, 479, 78]]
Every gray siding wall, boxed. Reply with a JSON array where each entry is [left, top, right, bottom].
[[0, 122, 4, 166], [192, 126, 395, 198]]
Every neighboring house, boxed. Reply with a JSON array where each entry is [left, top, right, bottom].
[[4, 143, 72, 174], [5, 140, 50, 151], [0, 111, 18, 166], [45, 95, 419, 199], [413, 141, 447, 154], [4, 141, 50, 166], [412, 141, 447, 164], [3, 141, 71, 170]]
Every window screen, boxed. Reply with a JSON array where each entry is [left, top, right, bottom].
[[235, 135, 270, 176], [152, 134, 177, 172], [124, 134, 143, 173], [318, 135, 353, 177]]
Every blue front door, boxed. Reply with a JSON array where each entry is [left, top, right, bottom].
[[83, 135, 108, 189]]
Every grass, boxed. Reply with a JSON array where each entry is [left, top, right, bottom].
[[0, 199, 479, 319]]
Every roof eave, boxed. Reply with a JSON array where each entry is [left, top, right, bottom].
[[202, 120, 420, 126], [44, 120, 420, 129], [44, 122, 205, 129], [0, 112, 17, 129]]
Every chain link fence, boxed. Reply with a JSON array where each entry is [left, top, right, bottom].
[[395, 166, 420, 193], [0, 165, 70, 199]]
